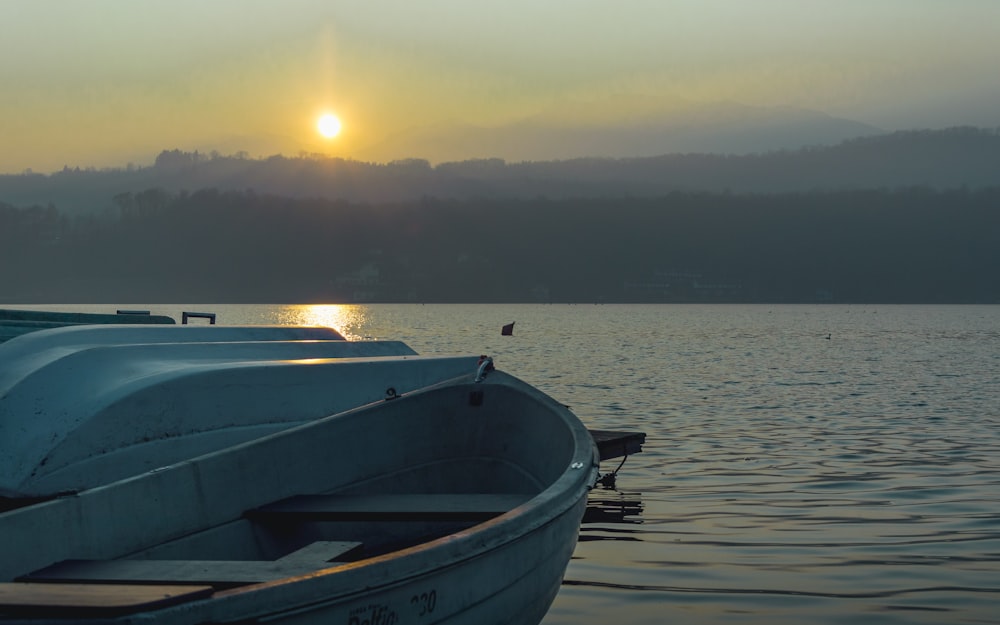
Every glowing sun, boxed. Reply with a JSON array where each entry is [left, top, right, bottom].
[[317, 113, 342, 138]]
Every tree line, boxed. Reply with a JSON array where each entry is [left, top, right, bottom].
[[2, 186, 998, 303]]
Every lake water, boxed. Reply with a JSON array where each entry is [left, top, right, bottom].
[[11, 303, 1000, 624]]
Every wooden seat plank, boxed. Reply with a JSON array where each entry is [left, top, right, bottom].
[[0, 582, 212, 616], [22, 541, 362, 587], [248, 493, 532, 523], [276, 540, 363, 565], [27, 560, 316, 586]]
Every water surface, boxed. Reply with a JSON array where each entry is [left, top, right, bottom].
[[16, 304, 1000, 624]]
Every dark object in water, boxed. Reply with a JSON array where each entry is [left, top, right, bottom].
[[501, 322, 515, 336]]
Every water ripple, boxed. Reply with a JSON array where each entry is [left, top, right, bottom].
[[562, 579, 1000, 600], [118, 303, 1000, 625]]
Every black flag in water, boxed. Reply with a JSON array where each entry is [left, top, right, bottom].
[[501, 322, 515, 336]]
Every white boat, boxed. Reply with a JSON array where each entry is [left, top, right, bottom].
[[0, 308, 176, 343], [0, 324, 479, 498], [0, 322, 603, 624]]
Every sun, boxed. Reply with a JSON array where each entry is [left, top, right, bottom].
[[317, 113, 342, 139]]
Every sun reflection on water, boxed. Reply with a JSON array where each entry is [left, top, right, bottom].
[[273, 304, 370, 340]]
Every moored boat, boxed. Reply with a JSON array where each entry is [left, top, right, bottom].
[[0, 308, 176, 344], [0, 319, 606, 624], [0, 323, 478, 498]]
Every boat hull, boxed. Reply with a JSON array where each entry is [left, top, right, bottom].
[[1, 371, 599, 625], [0, 324, 483, 498], [194, 496, 585, 625], [1, 496, 585, 625]]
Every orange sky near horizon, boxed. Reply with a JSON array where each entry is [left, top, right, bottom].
[[2, 0, 1000, 174]]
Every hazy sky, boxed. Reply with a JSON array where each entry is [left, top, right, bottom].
[[2, 0, 999, 173]]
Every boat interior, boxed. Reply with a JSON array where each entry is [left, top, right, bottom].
[[22, 488, 535, 590], [1, 378, 590, 617]]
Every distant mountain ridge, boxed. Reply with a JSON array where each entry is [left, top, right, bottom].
[[358, 100, 883, 162], [2, 127, 999, 215]]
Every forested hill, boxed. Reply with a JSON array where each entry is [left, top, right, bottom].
[[3, 188, 998, 304], [2, 127, 1000, 214], [3, 126, 999, 304]]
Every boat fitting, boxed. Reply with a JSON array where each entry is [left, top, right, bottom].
[[475, 356, 494, 383]]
